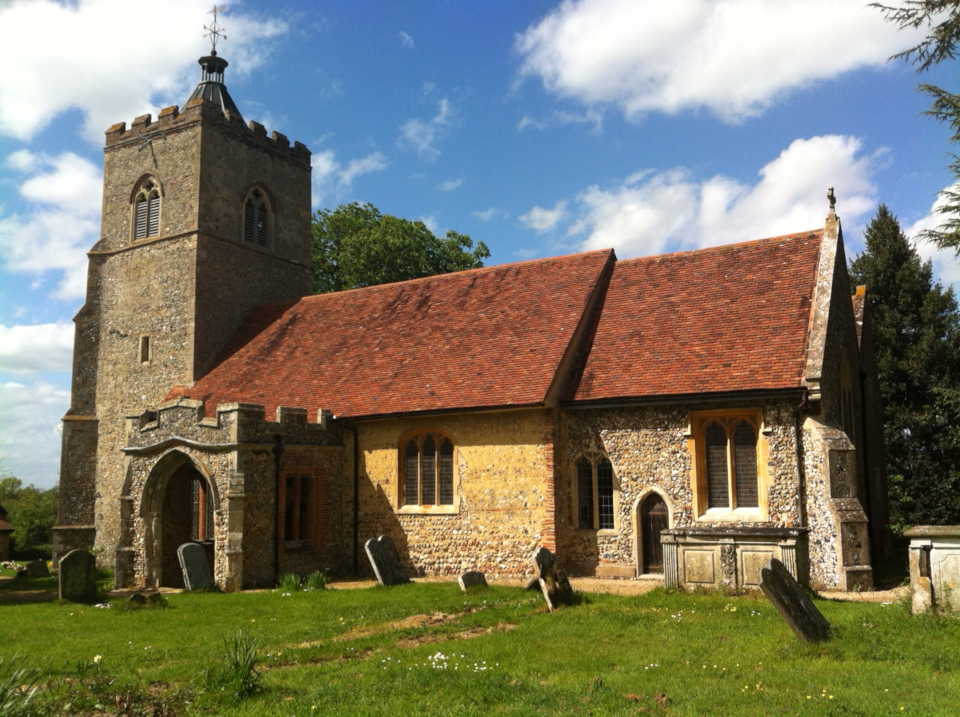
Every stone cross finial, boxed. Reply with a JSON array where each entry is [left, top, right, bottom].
[[204, 6, 227, 56], [827, 187, 836, 216]]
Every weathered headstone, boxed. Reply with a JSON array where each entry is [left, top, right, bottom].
[[364, 535, 409, 586], [177, 542, 214, 591], [533, 547, 576, 611], [759, 558, 830, 643], [127, 592, 148, 606], [458, 570, 488, 591], [24, 560, 49, 578], [59, 549, 98, 603], [524, 577, 540, 591]]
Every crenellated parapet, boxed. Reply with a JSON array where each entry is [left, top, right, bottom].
[[105, 101, 311, 166], [124, 397, 339, 453]]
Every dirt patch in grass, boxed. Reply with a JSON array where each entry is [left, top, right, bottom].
[[395, 621, 518, 647], [331, 611, 461, 642]]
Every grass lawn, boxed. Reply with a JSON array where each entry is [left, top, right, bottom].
[[1, 582, 958, 716]]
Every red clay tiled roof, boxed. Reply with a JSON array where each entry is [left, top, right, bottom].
[[182, 250, 614, 419], [570, 230, 823, 403]]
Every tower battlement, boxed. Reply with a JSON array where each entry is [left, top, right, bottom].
[[104, 101, 311, 165]]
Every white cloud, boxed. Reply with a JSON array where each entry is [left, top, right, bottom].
[[0, 0, 287, 143], [0, 323, 74, 374], [518, 109, 603, 133], [522, 135, 878, 257], [473, 208, 501, 222], [516, 0, 923, 122], [399, 31, 415, 48], [439, 179, 463, 191], [0, 380, 69, 488], [420, 216, 439, 234], [906, 189, 960, 292], [399, 98, 451, 160], [311, 150, 388, 208], [0, 152, 103, 299], [520, 201, 568, 233]]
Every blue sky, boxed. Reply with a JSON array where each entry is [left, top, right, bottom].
[[1, 0, 958, 489]]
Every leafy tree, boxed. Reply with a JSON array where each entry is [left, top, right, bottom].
[[875, 0, 960, 253], [311, 202, 490, 294], [0, 469, 59, 557], [850, 205, 960, 528]]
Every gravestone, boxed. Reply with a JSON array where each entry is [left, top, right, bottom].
[[759, 558, 830, 643], [458, 570, 488, 591], [177, 542, 214, 591], [24, 560, 49, 578], [533, 547, 576, 611], [59, 549, 97, 603], [364, 535, 409, 586]]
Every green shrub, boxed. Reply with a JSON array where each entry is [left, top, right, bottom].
[[304, 570, 329, 590], [204, 631, 263, 699], [0, 656, 39, 717]]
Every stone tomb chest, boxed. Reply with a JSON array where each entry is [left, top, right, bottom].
[[662, 527, 809, 591], [905, 526, 960, 615]]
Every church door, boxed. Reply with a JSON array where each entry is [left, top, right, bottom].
[[160, 463, 213, 588], [640, 494, 668, 574]]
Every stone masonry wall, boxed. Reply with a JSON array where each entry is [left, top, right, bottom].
[[557, 399, 802, 576], [354, 409, 554, 579]]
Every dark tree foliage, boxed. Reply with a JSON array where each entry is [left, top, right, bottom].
[[875, 0, 960, 253], [849, 205, 960, 528], [310, 202, 491, 294], [0, 473, 59, 557]]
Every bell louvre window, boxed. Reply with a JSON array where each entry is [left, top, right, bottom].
[[401, 432, 455, 507], [133, 179, 160, 239], [243, 188, 270, 247]]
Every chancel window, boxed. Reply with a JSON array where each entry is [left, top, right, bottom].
[[576, 455, 616, 530], [243, 188, 270, 247], [401, 432, 455, 507], [691, 411, 765, 517], [133, 179, 161, 239]]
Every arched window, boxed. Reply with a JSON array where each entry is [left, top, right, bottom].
[[401, 431, 455, 507], [133, 178, 161, 239], [576, 454, 616, 530], [243, 188, 271, 247]]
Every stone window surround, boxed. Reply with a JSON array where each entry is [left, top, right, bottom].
[[131, 175, 162, 242], [396, 428, 459, 515], [573, 449, 619, 536], [687, 408, 771, 522]]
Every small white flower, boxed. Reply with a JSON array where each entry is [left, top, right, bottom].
[[93, 655, 102, 664]]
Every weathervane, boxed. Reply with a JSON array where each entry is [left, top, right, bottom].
[[204, 6, 227, 56]]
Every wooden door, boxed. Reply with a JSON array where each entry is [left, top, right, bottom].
[[641, 494, 668, 574]]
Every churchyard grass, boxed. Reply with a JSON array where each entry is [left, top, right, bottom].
[[1, 583, 958, 715]]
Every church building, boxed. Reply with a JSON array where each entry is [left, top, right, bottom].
[[52, 47, 888, 593]]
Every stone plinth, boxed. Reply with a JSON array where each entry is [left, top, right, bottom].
[[905, 526, 960, 615]]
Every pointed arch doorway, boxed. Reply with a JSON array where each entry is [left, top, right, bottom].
[[639, 493, 669, 574], [141, 452, 217, 589]]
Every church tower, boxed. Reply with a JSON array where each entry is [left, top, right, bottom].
[[53, 26, 313, 562]]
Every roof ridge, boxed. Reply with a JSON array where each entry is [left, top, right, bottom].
[[616, 229, 822, 266], [297, 248, 614, 302]]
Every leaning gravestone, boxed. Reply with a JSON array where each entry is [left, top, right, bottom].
[[59, 549, 97, 603], [759, 558, 830, 643], [24, 560, 50, 578], [177, 542, 214, 591], [364, 535, 409, 586], [458, 570, 488, 591], [533, 547, 576, 612]]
